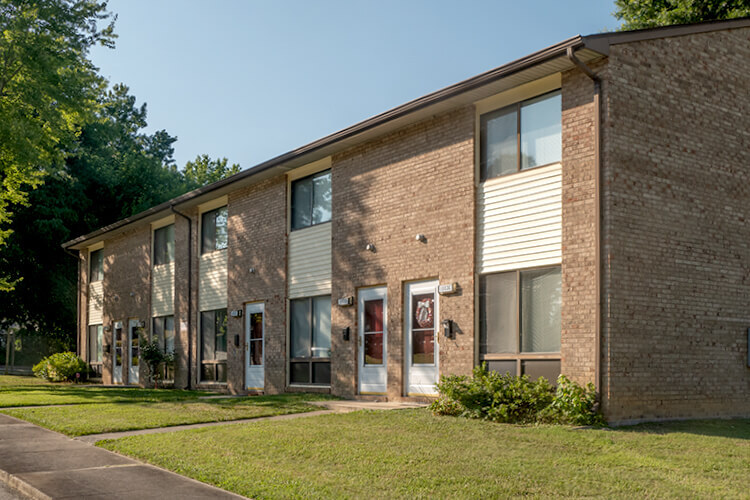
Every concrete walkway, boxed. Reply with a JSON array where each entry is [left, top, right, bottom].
[[0, 414, 245, 499]]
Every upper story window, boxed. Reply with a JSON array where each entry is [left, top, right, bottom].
[[201, 207, 228, 254], [153, 224, 175, 266], [291, 170, 331, 230], [480, 90, 561, 182], [90, 249, 103, 282]]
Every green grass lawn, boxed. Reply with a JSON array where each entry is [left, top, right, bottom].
[[99, 410, 750, 499], [0, 374, 209, 407], [2, 393, 332, 436]]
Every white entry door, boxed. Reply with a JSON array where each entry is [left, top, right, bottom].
[[127, 319, 140, 384], [245, 302, 265, 390], [405, 280, 439, 396], [358, 287, 387, 395], [113, 322, 123, 384]]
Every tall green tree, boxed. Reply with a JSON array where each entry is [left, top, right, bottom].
[[0, 0, 115, 290], [0, 85, 183, 350], [614, 0, 750, 30], [183, 154, 241, 189]]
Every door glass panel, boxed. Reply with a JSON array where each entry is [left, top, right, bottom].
[[363, 298, 384, 365], [364, 299, 383, 332], [114, 328, 122, 367], [130, 327, 139, 366], [249, 311, 263, 366], [411, 293, 434, 330], [411, 292, 435, 365], [412, 330, 434, 364], [364, 333, 384, 365]]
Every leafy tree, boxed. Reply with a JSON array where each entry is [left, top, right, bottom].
[[614, 0, 750, 30], [183, 154, 241, 189], [0, 0, 115, 290], [0, 85, 183, 350]]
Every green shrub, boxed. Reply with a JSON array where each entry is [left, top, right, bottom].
[[540, 375, 604, 426], [430, 364, 605, 426], [140, 335, 174, 388], [32, 352, 88, 382]]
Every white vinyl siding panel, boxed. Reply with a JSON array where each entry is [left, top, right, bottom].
[[88, 281, 103, 325], [288, 223, 332, 299], [151, 261, 175, 316], [478, 163, 562, 273], [199, 249, 228, 311]]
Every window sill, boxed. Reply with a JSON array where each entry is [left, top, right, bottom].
[[290, 220, 331, 233], [480, 353, 560, 360], [480, 161, 561, 186]]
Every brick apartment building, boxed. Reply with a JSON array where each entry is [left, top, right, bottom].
[[63, 19, 750, 423]]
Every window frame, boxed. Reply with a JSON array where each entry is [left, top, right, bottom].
[[290, 169, 332, 231], [89, 249, 104, 282], [152, 315, 175, 381], [153, 224, 175, 266], [479, 89, 561, 182], [200, 206, 228, 254], [87, 324, 103, 364], [199, 309, 228, 383], [289, 295, 331, 386], [478, 265, 562, 378]]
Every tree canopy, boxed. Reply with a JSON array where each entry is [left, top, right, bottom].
[[0, 0, 115, 290], [183, 154, 241, 189], [614, 0, 750, 30]]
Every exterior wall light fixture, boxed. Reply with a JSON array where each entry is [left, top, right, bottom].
[[415, 234, 427, 243], [365, 243, 376, 252]]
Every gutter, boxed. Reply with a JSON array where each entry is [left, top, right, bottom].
[[170, 206, 193, 389], [566, 47, 602, 395]]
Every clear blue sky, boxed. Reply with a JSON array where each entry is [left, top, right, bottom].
[[89, 0, 618, 170]]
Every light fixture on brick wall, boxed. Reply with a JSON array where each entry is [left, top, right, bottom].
[[415, 234, 427, 243], [365, 243, 376, 252], [248, 267, 256, 274]]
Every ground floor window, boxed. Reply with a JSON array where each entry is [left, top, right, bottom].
[[152, 315, 175, 380], [290, 295, 331, 385], [200, 309, 227, 382], [479, 266, 561, 380], [87, 324, 103, 376]]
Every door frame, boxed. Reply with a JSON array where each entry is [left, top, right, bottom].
[[357, 286, 387, 395], [404, 279, 439, 396], [112, 321, 123, 384], [245, 301, 265, 391]]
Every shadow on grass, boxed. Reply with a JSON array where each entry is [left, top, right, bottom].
[[611, 418, 750, 440]]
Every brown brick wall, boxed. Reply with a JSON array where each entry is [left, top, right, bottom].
[[173, 211, 194, 389], [331, 106, 476, 399], [603, 28, 750, 422], [560, 61, 608, 388], [226, 176, 287, 394], [101, 226, 151, 385]]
